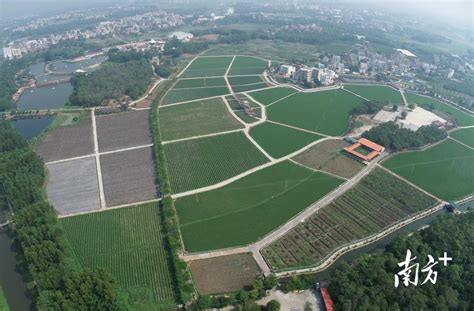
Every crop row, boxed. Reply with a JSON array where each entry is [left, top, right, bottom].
[[263, 168, 437, 270]]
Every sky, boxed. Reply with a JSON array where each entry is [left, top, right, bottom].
[[1, 0, 472, 28]]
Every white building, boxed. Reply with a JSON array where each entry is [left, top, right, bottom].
[[2, 46, 22, 60], [169, 31, 194, 42], [317, 68, 338, 86], [279, 65, 296, 77]]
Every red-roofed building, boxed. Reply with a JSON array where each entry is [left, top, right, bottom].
[[320, 287, 335, 311], [344, 138, 385, 161]]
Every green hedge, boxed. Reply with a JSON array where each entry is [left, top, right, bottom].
[[150, 93, 195, 304]]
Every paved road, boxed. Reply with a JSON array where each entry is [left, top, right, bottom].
[[91, 109, 107, 209]]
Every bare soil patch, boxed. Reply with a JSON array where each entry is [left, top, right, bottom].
[[189, 253, 260, 294], [292, 139, 364, 178], [46, 157, 100, 215], [37, 117, 94, 162], [96, 110, 152, 152], [100, 146, 158, 207]]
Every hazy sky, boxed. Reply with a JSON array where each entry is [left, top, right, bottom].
[[1, 0, 472, 28]]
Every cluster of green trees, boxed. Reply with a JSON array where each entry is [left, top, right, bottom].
[[151, 98, 194, 303], [362, 122, 447, 151], [163, 36, 209, 57], [192, 276, 279, 310], [351, 101, 384, 116], [0, 61, 22, 111], [69, 58, 153, 107], [329, 212, 474, 310], [0, 121, 128, 309], [107, 49, 153, 63], [443, 77, 474, 97]]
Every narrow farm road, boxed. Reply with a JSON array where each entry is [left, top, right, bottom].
[[91, 108, 107, 209]]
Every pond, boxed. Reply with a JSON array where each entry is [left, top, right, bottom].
[[16, 83, 73, 110], [10, 115, 55, 140], [50, 55, 107, 73]]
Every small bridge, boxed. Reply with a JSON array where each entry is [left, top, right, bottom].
[[0, 221, 11, 230], [37, 78, 71, 87]]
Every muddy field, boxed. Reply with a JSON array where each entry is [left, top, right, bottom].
[[292, 139, 364, 178], [46, 157, 100, 215], [37, 117, 94, 162], [96, 110, 152, 152], [189, 253, 260, 294], [100, 146, 158, 207]]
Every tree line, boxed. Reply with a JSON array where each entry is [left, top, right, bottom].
[[329, 212, 474, 310], [362, 122, 447, 151], [0, 121, 128, 309]]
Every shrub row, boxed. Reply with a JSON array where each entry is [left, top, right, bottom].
[[150, 94, 195, 304]]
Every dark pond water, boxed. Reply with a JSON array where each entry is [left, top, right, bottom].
[[16, 83, 73, 110], [10, 115, 55, 140]]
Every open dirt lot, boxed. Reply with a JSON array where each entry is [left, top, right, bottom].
[[46, 157, 100, 215], [96, 110, 152, 152], [37, 117, 94, 162], [189, 253, 260, 294], [292, 139, 364, 178], [100, 146, 158, 207], [258, 289, 323, 311]]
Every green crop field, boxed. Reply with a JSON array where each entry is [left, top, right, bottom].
[[450, 128, 474, 148], [344, 84, 403, 103], [249, 122, 323, 158], [383, 138, 474, 201], [232, 83, 269, 93], [405, 93, 474, 126], [268, 89, 365, 136], [228, 76, 263, 85], [228, 56, 268, 75], [162, 87, 230, 105], [61, 203, 177, 304], [164, 132, 269, 193], [248, 87, 297, 106], [181, 56, 233, 78], [176, 160, 343, 252], [173, 77, 227, 89], [159, 98, 244, 141], [262, 168, 437, 270]]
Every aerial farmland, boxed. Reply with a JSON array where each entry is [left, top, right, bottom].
[[35, 52, 474, 307]]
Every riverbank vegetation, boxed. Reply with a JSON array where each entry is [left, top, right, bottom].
[[329, 212, 474, 310], [0, 121, 128, 309]]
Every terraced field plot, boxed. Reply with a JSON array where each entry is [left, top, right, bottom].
[[344, 84, 403, 103], [46, 157, 100, 215], [165, 132, 269, 193], [190, 253, 260, 294], [37, 117, 93, 162], [159, 98, 243, 141], [228, 56, 268, 75], [173, 77, 227, 89], [450, 127, 474, 148], [248, 87, 297, 106], [176, 161, 343, 252], [101, 147, 157, 207], [405, 93, 474, 126], [162, 87, 230, 105], [96, 110, 152, 152], [383, 138, 474, 201], [262, 168, 437, 270], [292, 139, 365, 178], [181, 56, 233, 78], [234, 109, 260, 124], [249, 122, 323, 158], [268, 89, 365, 136], [61, 203, 177, 305]]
